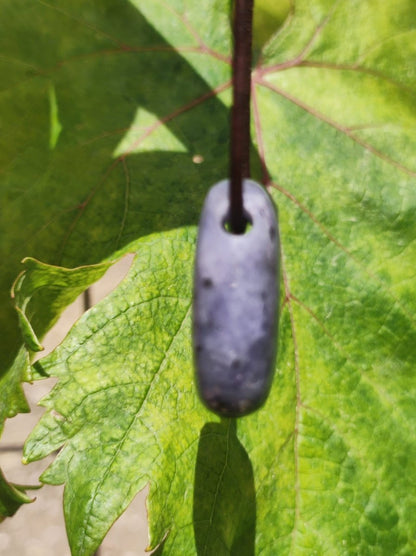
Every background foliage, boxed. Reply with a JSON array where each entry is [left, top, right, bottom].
[[1, 0, 416, 553]]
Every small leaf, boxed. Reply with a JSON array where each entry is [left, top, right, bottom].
[[6, 256, 112, 400], [14, 307, 44, 353], [0, 348, 30, 423], [12, 257, 113, 360], [0, 462, 38, 521]]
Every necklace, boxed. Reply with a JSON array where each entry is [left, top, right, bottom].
[[193, 0, 280, 417]]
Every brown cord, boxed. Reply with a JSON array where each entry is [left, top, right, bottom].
[[229, 0, 254, 234]]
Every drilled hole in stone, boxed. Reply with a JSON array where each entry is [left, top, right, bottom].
[[222, 210, 253, 235]]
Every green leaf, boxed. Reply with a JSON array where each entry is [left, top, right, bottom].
[[0, 256, 111, 517], [1, 0, 232, 509], [1, 256, 112, 423], [0, 349, 31, 519], [0, 256, 111, 513], [0, 467, 38, 522], [12, 257, 112, 358], [0, 0, 231, 424], [24, 228, 204, 555], [0, 348, 30, 422], [2, 0, 416, 554]]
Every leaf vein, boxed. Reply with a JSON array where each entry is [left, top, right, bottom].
[[257, 77, 416, 177], [270, 181, 416, 331]]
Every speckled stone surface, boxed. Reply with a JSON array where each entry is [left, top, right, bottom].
[[193, 179, 280, 417]]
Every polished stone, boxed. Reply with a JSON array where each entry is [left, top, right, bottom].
[[193, 179, 280, 417]]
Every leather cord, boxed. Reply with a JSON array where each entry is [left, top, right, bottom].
[[229, 0, 254, 234]]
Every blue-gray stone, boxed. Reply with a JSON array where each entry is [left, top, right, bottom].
[[193, 179, 280, 417]]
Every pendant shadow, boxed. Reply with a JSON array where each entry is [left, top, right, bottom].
[[193, 419, 256, 555]]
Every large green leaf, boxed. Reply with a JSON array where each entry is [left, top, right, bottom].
[[0, 0, 232, 410], [2, 0, 416, 553], [1, 0, 233, 512]]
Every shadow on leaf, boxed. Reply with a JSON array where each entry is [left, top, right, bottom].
[[193, 419, 256, 555], [2, 1, 262, 372]]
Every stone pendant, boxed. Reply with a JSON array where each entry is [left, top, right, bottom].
[[193, 179, 280, 417]]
